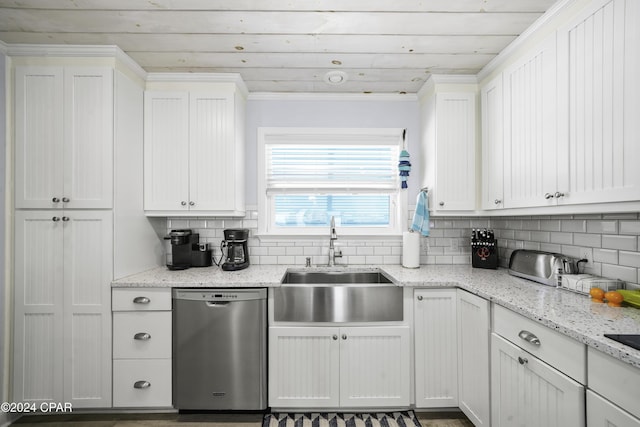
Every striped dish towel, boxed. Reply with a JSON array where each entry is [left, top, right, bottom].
[[411, 190, 430, 236]]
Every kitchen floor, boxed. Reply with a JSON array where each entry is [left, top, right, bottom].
[[13, 412, 474, 427]]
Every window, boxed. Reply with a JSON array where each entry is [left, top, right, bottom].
[[257, 128, 405, 236]]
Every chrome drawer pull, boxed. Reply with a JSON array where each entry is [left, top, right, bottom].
[[518, 330, 541, 346], [133, 296, 150, 304], [133, 380, 151, 389], [518, 356, 528, 365], [134, 332, 151, 341]]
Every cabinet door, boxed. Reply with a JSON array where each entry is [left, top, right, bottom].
[[587, 390, 640, 427], [457, 290, 490, 426], [15, 67, 64, 209], [433, 93, 476, 211], [503, 34, 558, 209], [188, 92, 236, 211], [13, 211, 65, 403], [414, 289, 458, 407], [491, 334, 585, 427], [557, 0, 640, 205], [63, 211, 113, 407], [63, 67, 113, 209], [268, 327, 340, 408], [339, 326, 410, 408], [143, 91, 189, 211], [481, 74, 504, 210]]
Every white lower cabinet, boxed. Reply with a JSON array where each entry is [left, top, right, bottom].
[[457, 290, 490, 426], [268, 326, 410, 409], [112, 288, 172, 408], [414, 289, 458, 408], [587, 391, 640, 427]]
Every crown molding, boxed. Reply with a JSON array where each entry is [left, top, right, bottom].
[[146, 72, 249, 97], [416, 74, 478, 100], [248, 92, 418, 102], [477, 0, 577, 82], [5, 44, 147, 79]]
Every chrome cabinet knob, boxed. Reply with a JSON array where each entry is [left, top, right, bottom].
[[62, 216, 70, 222], [133, 381, 151, 389], [181, 201, 187, 206], [52, 217, 61, 222], [544, 193, 554, 199], [342, 334, 347, 340], [494, 199, 502, 205], [417, 295, 423, 301], [518, 356, 528, 365], [439, 201, 444, 207], [133, 296, 150, 304], [332, 335, 338, 340], [554, 192, 565, 198], [189, 201, 195, 206], [52, 197, 60, 203], [62, 197, 70, 203]]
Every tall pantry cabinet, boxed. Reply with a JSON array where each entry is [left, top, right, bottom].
[[11, 47, 162, 408]]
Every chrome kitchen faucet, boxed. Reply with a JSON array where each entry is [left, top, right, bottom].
[[328, 216, 343, 266]]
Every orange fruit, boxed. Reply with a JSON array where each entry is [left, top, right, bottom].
[[605, 290, 624, 307], [589, 287, 605, 303]]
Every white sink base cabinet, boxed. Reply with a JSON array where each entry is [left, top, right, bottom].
[[268, 326, 410, 409]]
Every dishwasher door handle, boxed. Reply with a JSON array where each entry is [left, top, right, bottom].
[[206, 301, 230, 307]]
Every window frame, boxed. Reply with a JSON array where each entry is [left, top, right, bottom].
[[257, 127, 407, 237]]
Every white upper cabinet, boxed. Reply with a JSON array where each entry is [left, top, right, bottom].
[[557, 0, 640, 205], [15, 66, 114, 209], [480, 74, 504, 210], [420, 76, 477, 213], [143, 76, 246, 216], [502, 33, 559, 209]]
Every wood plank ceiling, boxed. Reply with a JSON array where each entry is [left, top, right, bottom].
[[0, 0, 557, 93]]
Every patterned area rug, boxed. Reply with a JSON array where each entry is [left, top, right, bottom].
[[263, 411, 422, 427]]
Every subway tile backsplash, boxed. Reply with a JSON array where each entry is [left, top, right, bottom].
[[165, 210, 640, 287]]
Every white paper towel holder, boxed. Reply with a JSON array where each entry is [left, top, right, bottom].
[[402, 229, 420, 269]]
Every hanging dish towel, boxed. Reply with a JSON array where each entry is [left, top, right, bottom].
[[411, 190, 430, 236]]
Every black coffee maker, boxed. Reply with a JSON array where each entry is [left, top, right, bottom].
[[221, 229, 250, 271], [166, 229, 212, 270]]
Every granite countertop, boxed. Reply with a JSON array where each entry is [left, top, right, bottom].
[[113, 264, 640, 369]]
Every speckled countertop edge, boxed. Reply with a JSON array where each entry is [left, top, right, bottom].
[[112, 264, 640, 369]]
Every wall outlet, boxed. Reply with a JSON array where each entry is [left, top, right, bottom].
[[579, 249, 593, 268]]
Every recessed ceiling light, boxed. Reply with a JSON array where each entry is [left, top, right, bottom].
[[324, 70, 348, 85]]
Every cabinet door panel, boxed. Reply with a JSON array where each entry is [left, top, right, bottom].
[[457, 291, 490, 426], [414, 289, 458, 407], [63, 211, 113, 407], [481, 75, 504, 210], [63, 67, 113, 208], [434, 93, 476, 211], [339, 326, 410, 407], [15, 67, 64, 209], [503, 34, 557, 208], [587, 391, 640, 427], [268, 327, 340, 408], [144, 91, 189, 211], [491, 334, 585, 427], [558, 0, 640, 204], [13, 211, 64, 402], [189, 92, 236, 211]]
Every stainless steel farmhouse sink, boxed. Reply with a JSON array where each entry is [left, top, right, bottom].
[[274, 269, 402, 322]]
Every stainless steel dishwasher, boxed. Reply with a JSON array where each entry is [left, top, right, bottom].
[[172, 288, 267, 410]]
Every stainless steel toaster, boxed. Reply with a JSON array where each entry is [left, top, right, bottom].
[[508, 249, 565, 286]]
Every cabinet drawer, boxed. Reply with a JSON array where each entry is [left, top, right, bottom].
[[112, 288, 171, 311], [493, 305, 586, 384], [113, 312, 171, 359], [113, 359, 172, 408], [588, 347, 640, 420]]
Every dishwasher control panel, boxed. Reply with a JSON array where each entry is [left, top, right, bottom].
[[173, 288, 266, 302]]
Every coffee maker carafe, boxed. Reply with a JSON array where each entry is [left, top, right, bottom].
[[221, 229, 250, 271]]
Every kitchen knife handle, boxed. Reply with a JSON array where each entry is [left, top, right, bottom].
[[518, 330, 541, 346]]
